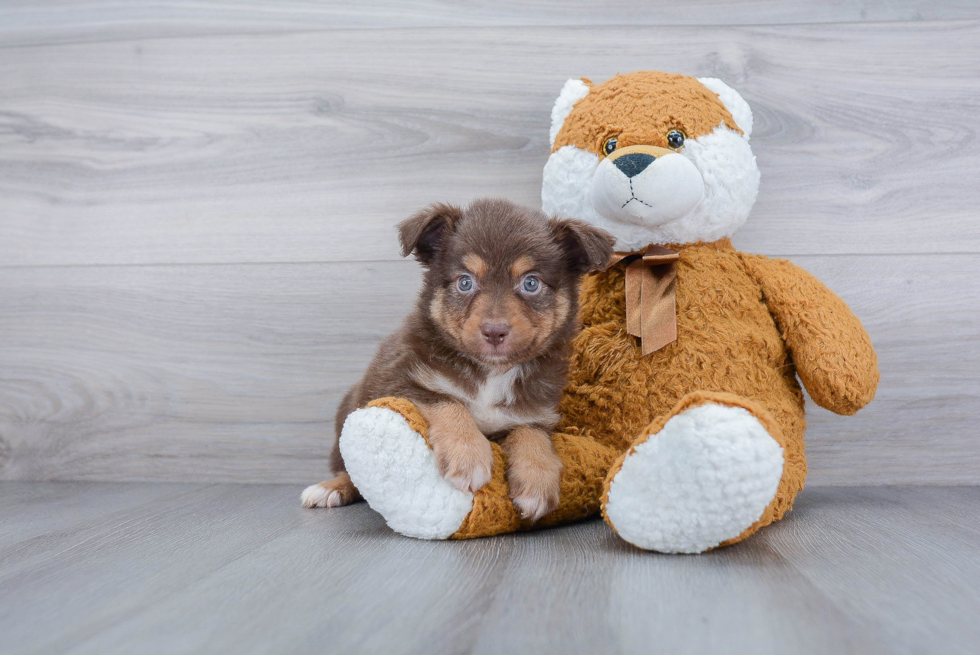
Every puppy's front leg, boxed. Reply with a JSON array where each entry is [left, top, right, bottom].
[[503, 426, 563, 521], [419, 402, 493, 493]]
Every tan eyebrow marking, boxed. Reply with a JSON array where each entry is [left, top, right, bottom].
[[462, 253, 487, 277], [510, 255, 536, 280]]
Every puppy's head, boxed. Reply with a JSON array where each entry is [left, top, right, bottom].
[[399, 198, 614, 367]]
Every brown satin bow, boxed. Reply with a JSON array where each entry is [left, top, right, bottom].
[[608, 245, 680, 356]]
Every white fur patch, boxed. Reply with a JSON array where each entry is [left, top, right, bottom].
[[697, 77, 754, 138], [413, 365, 557, 434], [542, 124, 759, 251], [340, 406, 472, 540], [604, 403, 784, 553], [542, 144, 601, 221], [672, 125, 760, 243], [550, 78, 591, 146]]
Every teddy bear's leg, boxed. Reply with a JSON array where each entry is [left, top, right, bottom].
[[338, 397, 474, 539], [340, 397, 621, 540], [602, 391, 801, 554]]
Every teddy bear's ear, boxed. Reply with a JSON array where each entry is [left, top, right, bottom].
[[549, 78, 592, 147], [397, 203, 464, 265], [697, 77, 754, 138], [549, 217, 616, 274]]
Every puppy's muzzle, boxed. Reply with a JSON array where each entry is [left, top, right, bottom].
[[481, 321, 510, 347]]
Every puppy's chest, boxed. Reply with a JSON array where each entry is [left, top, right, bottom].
[[422, 367, 545, 435]]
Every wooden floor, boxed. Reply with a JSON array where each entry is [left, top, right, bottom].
[[0, 483, 977, 655]]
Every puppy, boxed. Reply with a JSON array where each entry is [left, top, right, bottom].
[[301, 198, 614, 520]]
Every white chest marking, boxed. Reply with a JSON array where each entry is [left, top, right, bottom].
[[415, 366, 549, 435]]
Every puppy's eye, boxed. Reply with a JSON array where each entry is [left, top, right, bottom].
[[521, 275, 541, 294], [667, 130, 685, 149], [456, 275, 474, 293], [602, 137, 618, 156]]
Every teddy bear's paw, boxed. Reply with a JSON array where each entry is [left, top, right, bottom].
[[339, 406, 473, 540], [604, 403, 784, 553]]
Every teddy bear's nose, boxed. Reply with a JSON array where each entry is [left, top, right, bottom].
[[613, 153, 656, 178]]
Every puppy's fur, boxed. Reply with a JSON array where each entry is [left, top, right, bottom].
[[301, 198, 614, 520]]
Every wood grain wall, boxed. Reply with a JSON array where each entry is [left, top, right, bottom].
[[2, 2, 979, 484]]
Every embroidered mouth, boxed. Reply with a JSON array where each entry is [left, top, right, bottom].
[[621, 178, 656, 210]]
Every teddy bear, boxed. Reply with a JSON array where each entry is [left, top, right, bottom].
[[337, 71, 880, 553]]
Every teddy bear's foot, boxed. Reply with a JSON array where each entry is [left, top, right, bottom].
[[339, 402, 473, 540], [603, 393, 785, 554]]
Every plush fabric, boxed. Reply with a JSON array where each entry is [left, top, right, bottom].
[[340, 401, 473, 540], [739, 254, 880, 415], [552, 72, 742, 153], [603, 392, 785, 553], [542, 73, 760, 251]]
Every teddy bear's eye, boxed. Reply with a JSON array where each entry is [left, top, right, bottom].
[[667, 130, 685, 149], [603, 137, 618, 156]]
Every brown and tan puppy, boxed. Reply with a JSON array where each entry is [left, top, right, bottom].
[[301, 198, 614, 520]]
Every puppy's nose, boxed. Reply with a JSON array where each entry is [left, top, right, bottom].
[[481, 322, 510, 346], [613, 152, 656, 178]]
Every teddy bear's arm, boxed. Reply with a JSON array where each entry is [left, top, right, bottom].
[[739, 254, 879, 415]]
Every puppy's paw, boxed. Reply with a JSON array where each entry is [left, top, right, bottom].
[[300, 473, 360, 508], [421, 403, 494, 494], [433, 435, 493, 494], [507, 454, 562, 522]]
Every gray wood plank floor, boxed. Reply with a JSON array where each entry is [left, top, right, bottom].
[[0, 483, 977, 655]]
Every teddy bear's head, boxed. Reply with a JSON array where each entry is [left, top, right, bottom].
[[542, 71, 760, 250]]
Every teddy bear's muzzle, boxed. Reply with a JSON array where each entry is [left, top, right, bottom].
[[590, 145, 705, 227]]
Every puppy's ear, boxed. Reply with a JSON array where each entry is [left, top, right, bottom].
[[397, 203, 464, 265], [549, 218, 616, 274]]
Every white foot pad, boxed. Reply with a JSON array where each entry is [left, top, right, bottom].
[[604, 403, 784, 553], [339, 406, 473, 540]]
